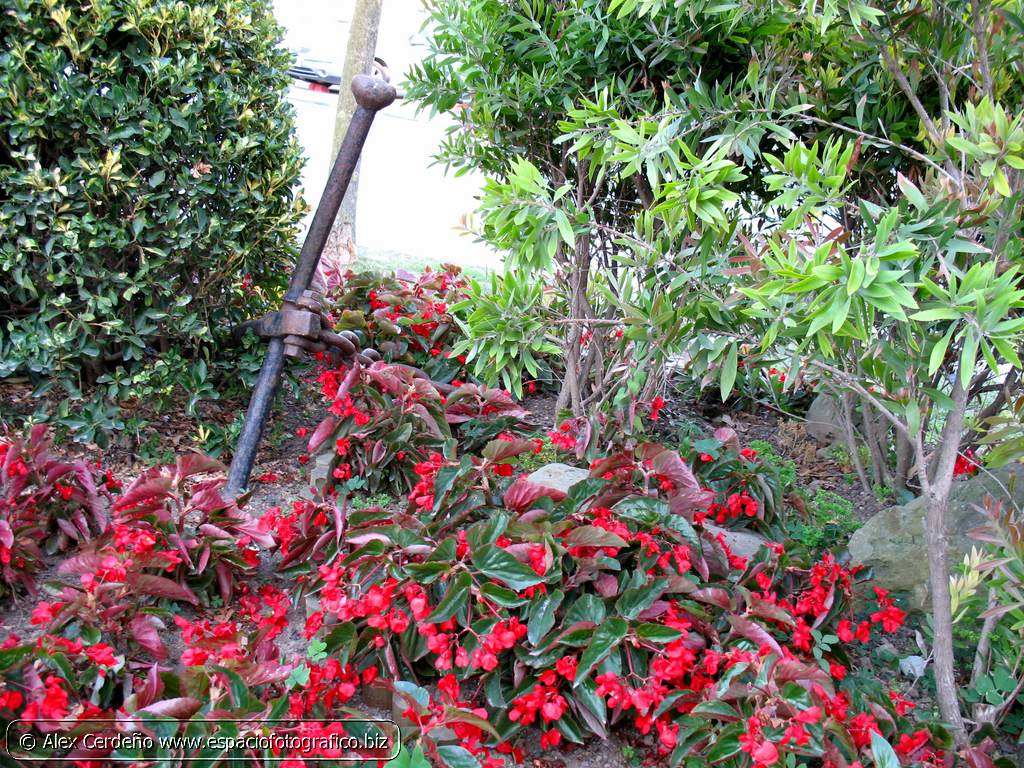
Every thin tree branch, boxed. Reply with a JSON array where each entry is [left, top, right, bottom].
[[881, 47, 943, 146], [808, 360, 911, 440], [972, 0, 995, 100]]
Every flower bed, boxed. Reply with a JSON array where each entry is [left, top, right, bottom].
[[285, 437, 942, 767], [0, 271, 951, 767]]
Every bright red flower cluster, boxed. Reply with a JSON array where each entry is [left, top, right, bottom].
[[953, 448, 979, 477], [707, 490, 759, 523], [409, 452, 446, 512], [547, 420, 577, 451], [472, 617, 528, 671]]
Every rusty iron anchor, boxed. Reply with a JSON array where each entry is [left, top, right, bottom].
[[225, 74, 396, 497]]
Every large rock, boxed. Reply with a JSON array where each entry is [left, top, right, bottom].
[[305, 449, 333, 499], [848, 464, 1024, 609], [704, 523, 769, 560], [805, 393, 843, 445], [527, 463, 591, 494]]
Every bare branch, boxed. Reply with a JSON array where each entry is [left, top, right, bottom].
[[972, 0, 994, 100], [880, 46, 943, 147], [808, 359, 911, 440]]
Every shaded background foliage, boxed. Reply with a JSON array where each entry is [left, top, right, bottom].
[[0, 0, 305, 438]]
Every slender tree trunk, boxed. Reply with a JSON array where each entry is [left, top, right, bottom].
[[860, 398, 893, 487], [918, 377, 969, 744], [321, 0, 384, 273], [970, 590, 998, 690], [555, 171, 595, 419], [839, 392, 871, 491], [894, 430, 914, 493], [923, 486, 965, 741]]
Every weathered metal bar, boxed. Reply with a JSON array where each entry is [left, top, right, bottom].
[[226, 74, 397, 497]]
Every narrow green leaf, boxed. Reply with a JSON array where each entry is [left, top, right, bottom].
[[928, 326, 956, 376], [555, 210, 576, 249], [720, 342, 738, 402]]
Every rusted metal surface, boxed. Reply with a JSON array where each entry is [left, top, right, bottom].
[[226, 74, 397, 497]]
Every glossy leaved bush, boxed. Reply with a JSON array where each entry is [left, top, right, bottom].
[[0, 0, 304, 434]]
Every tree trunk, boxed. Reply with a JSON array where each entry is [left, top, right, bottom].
[[894, 430, 913, 493], [923, 486, 967, 742], [320, 0, 384, 275], [839, 392, 871, 492], [860, 397, 893, 487], [918, 378, 970, 744]]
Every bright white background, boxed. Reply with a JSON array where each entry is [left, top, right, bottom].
[[274, 0, 501, 272]]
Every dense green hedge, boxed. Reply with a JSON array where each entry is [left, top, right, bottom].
[[0, 0, 304, 427]]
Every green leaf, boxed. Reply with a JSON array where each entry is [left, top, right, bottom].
[[285, 664, 310, 689], [720, 342, 738, 402], [528, 589, 565, 645], [306, 638, 327, 663], [961, 330, 979, 389], [559, 479, 607, 517], [0, 646, 34, 672], [612, 495, 668, 527], [947, 135, 980, 156], [426, 572, 472, 623], [870, 731, 900, 768], [904, 400, 921, 435], [574, 617, 627, 686], [690, 700, 741, 720], [663, 513, 702, 554], [847, 258, 865, 295], [929, 326, 956, 376], [555, 210, 576, 249], [910, 307, 961, 322], [433, 464, 464, 513], [473, 545, 545, 591], [896, 172, 926, 211], [481, 583, 528, 608], [635, 623, 683, 643], [213, 666, 254, 708], [993, 168, 1011, 196], [394, 680, 431, 709], [705, 723, 744, 762], [392, 745, 430, 768], [436, 745, 481, 768], [615, 578, 668, 620], [564, 594, 607, 625]]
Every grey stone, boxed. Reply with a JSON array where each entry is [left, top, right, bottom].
[[805, 393, 843, 445], [848, 464, 1024, 610], [899, 655, 928, 679], [527, 463, 591, 494], [303, 448, 334, 499], [704, 523, 769, 559], [873, 640, 899, 664]]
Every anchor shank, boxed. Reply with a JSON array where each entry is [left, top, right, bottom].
[[226, 74, 397, 496]]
